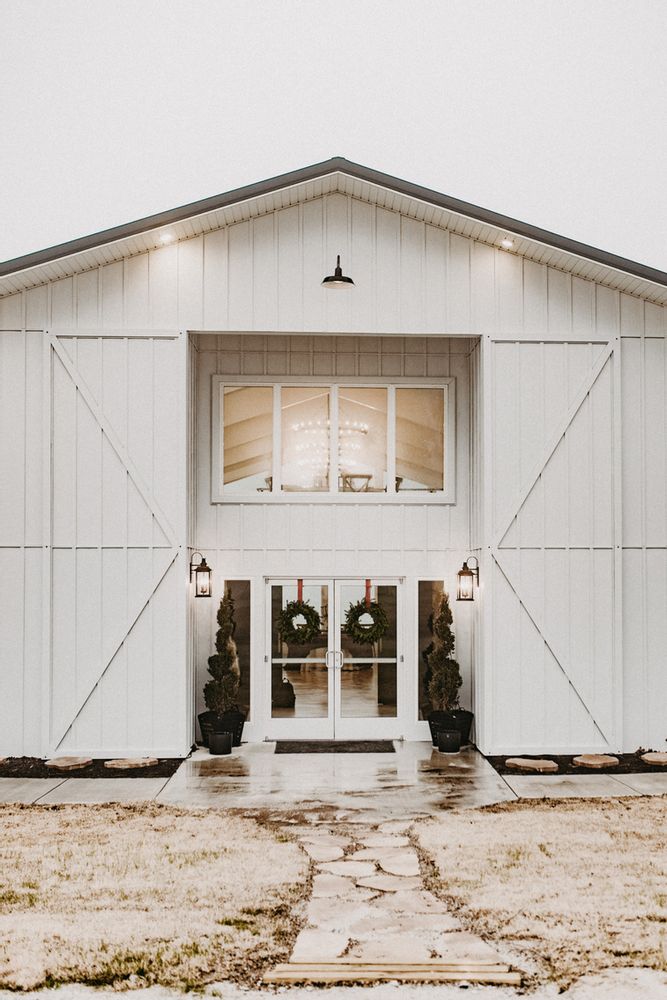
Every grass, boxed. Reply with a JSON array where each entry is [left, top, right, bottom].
[[0, 803, 308, 991], [415, 795, 667, 988]]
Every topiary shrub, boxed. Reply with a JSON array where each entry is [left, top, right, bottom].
[[427, 592, 462, 712], [204, 589, 240, 715]]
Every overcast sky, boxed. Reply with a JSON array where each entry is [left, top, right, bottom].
[[2, 0, 665, 269]]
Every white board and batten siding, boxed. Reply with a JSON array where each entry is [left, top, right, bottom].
[[2, 192, 657, 341], [1, 187, 666, 756], [0, 326, 188, 758]]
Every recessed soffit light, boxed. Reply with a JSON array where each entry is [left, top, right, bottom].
[[500, 237, 514, 249]]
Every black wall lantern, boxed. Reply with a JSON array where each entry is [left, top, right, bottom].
[[190, 552, 212, 598], [322, 254, 354, 288], [457, 557, 479, 601]]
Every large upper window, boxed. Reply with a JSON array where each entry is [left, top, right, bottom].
[[213, 380, 454, 502]]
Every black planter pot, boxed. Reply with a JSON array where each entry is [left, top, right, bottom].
[[197, 710, 218, 748], [428, 709, 474, 747], [437, 729, 461, 753], [209, 731, 233, 755], [213, 710, 246, 747]]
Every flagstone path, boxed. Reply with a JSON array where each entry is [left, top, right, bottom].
[[265, 820, 522, 986]]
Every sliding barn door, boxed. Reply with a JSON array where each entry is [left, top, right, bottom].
[[49, 332, 187, 756], [485, 338, 620, 753]]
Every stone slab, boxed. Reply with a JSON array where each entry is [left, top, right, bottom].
[[317, 860, 377, 878], [349, 910, 461, 935], [103, 757, 158, 770], [506, 757, 558, 773], [301, 842, 345, 863], [641, 752, 667, 766], [305, 898, 379, 930], [573, 754, 619, 769], [290, 929, 349, 963], [45, 756, 93, 771], [311, 874, 375, 899], [377, 851, 421, 877], [377, 820, 414, 834], [360, 834, 411, 848], [357, 873, 422, 892], [370, 889, 453, 914], [346, 933, 433, 964]]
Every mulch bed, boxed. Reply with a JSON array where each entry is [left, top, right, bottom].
[[0, 757, 183, 779], [486, 752, 667, 776]]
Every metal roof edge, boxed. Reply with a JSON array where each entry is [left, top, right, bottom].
[[1, 156, 666, 289]]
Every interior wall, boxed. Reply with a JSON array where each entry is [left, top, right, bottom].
[[192, 333, 477, 736]]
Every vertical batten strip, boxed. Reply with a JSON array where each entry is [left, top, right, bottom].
[[612, 335, 624, 750], [41, 332, 53, 755], [638, 328, 648, 744]]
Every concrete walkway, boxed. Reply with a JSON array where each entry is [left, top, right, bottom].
[[1, 743, 666, 808]]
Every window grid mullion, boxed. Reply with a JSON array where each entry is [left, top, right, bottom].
[[273, 385, 282, 495], [387, 385, 396, 494], [330, 385, 339, 494]]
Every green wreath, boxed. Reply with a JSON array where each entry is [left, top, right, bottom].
[[343, 600, 388, 645], [278, 599, 322, 645]]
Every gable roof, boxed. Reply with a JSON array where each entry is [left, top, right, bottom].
[[1, 156, 666, 304]]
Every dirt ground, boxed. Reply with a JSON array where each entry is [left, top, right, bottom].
[[0, 803, 308, 991], [415, 795, 667, 988]]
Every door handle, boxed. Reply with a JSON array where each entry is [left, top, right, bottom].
[[336, 650, 344, 669], [325, 650, 334, 669]]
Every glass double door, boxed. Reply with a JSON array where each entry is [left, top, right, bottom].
[[268, 578, 400, 739]]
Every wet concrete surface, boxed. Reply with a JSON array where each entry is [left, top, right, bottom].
[[156, 742, 517, 817]]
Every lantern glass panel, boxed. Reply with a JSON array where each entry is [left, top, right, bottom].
[[457, 571, 474, 601], [195, 565, 211, 598]]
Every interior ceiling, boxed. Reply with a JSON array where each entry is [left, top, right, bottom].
[[1, 158, 666, 305]]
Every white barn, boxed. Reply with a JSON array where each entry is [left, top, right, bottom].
[[1, 157, 666, 760]]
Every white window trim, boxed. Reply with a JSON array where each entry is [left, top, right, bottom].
[[211, 375, 456, 505]]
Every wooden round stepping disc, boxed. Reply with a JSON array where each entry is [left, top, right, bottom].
[[46, 756, 92, 771], [573, 754, 618, 769], [641, 752, 667, 766], [506, 757, 558, 773], [104, 757, 158, 770]]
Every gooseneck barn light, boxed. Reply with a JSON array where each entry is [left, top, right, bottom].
[[190, 552, 212, 598], [456, 557, 479, 601], [322, 254, 354, 288]]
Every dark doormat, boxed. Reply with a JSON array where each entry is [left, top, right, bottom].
[[275, 740, 395, 754]]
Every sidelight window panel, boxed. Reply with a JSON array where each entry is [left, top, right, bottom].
[[418, 580, 445, 720]]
